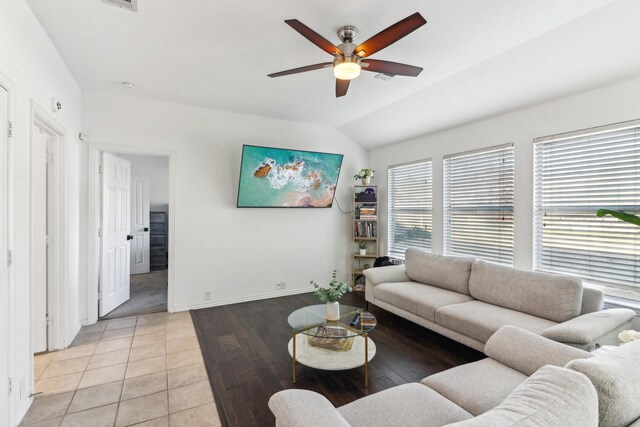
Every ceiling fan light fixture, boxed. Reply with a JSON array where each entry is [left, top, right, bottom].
[[333, 57, 361, 80]]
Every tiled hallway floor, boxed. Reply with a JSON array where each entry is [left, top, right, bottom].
[[21, 311, 222, 426]]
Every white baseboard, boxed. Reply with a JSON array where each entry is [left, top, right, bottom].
[[173, 286, 315, 312]]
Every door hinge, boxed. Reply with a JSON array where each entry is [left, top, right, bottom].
[[98, 228, 102, 238], [98, 164, 103, 175], [7, 121, 14, 138], [97, 292, 102, 299], [8, 378, 12, 395], [7, 250, 12, 267], [46, 153, 54, 165], [45, 317, 53, 326]]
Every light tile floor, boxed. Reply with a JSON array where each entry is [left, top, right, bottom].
[[21, 311, 222, 427]]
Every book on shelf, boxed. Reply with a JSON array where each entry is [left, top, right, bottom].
[[354, 221, 377, 238]]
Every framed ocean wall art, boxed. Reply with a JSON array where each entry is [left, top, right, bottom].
[[237, 145, 344, 208]]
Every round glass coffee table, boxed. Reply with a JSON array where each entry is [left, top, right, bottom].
[[287, 304, 377, 387]]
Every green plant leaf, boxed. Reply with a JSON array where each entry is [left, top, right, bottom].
[[311, 271, 352, 303], [596, 209, 640, 227]]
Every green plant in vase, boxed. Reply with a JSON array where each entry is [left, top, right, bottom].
[[354, 169, 375, 185], [310, 270, 352, 320], [358, 241, 368, 255]]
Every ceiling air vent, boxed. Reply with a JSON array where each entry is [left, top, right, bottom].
[[102, 0, 137, 12], [374, 73, 394, 81]]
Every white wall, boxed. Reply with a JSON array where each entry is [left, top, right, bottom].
[[81, 91, 368, 313], [369, 75, 640, 272], [0, 0, 82, 424], [119, 154, 169, 212]]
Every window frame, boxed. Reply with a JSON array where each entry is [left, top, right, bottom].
[[443, 143, 515, 265], [533, 119, 640, 297], [387, 159, 433, 260]]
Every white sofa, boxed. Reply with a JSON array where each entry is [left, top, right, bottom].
[[269, 326, 640, 427], [363, 248, 636, 352]]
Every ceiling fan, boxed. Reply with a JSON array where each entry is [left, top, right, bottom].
[[268, 12, 427, 98]]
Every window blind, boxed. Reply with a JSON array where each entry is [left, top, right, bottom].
[[444, 144, 514, 265], [387, 160, 432, 259], [534, 120, 640, 290]]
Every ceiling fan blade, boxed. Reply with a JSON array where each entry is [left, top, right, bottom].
[[354, 12, 426, 58], [268, 62, 332, 78], [285, 19, 344, 57], [361, 59, 423, 77], [336, 79, 350, 98]]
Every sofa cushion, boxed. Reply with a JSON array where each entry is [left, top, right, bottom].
[[468, 260, 583, 322], [446, 365, 599, 427], [581, 286, 604, 314], [485, 325, 592, 376], [374, 282, 474, 323], [541, 308, 636, 345], [405, 248, 474, 295], [421, 358, 526, 416], [268, 389, 351, 427], [435, 301, 557, 343], [338, 383, 472, 427], [565, 341, 640, 427]]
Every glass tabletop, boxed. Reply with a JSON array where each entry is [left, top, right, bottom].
[[288, 304, 377, 338]]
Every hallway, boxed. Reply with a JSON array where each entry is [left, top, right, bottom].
[[101, 270, 168, 320]]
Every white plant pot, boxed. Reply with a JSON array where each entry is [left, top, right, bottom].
[[326, 301, 340, 321], [361, 177, 371, 185], [359, 249, 367, 255]]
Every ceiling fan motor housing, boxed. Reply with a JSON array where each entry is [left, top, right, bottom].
[[337, 25, 358, 43]]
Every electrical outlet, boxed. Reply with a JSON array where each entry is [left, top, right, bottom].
[[203, 291, 211, 300], [276, 282, 286, 290]]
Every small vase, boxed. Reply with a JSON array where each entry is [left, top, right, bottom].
[[361, 177, 370, 185], [326, 301, 340, 321], [359, 249, 366, 255]]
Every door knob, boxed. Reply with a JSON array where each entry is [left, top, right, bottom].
[[126, 235, 134, 240], [144, 227, 149, 232]]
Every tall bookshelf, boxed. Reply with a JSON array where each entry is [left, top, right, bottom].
[[352, 185, 379, 291]]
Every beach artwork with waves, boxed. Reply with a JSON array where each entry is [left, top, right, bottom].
[[237, 145, 344, 208]]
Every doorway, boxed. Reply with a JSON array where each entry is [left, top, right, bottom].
[[30, 105, 65, 356], [96, 152, 170, 320], [31, 126, 56, 353]]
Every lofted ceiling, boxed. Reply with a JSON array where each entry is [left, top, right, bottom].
[[25, 0, 640, 148]]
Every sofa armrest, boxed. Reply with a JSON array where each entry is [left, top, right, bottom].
[[362, 265, 408, 286], [542, 309, 636, 350], [485, 326, 592, 376], [268, 389, 351, 427]]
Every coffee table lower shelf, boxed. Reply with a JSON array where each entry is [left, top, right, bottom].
[[288, 334, 376, 387]]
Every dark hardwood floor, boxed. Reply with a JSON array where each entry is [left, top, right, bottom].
[[191, 292, 484, 427]]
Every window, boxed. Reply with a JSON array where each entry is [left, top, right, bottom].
[[444, 144, 514, 265], [387, 160, 432, 259], [534, 120, 640, 294]]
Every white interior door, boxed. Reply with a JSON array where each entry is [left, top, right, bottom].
[[130, 176, 150, 275], [100, 153, 131, 316], [31, 126, 48, 353], [0, 85, 10, 427]]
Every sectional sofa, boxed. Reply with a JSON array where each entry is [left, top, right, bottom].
[[269, 326, 640, 427], [362, 248, 636, 351]]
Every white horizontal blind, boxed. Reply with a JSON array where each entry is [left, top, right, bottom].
[[388, 160, 432, 259], [444, 144, 514, 265], [534, 120, 640, 290]]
